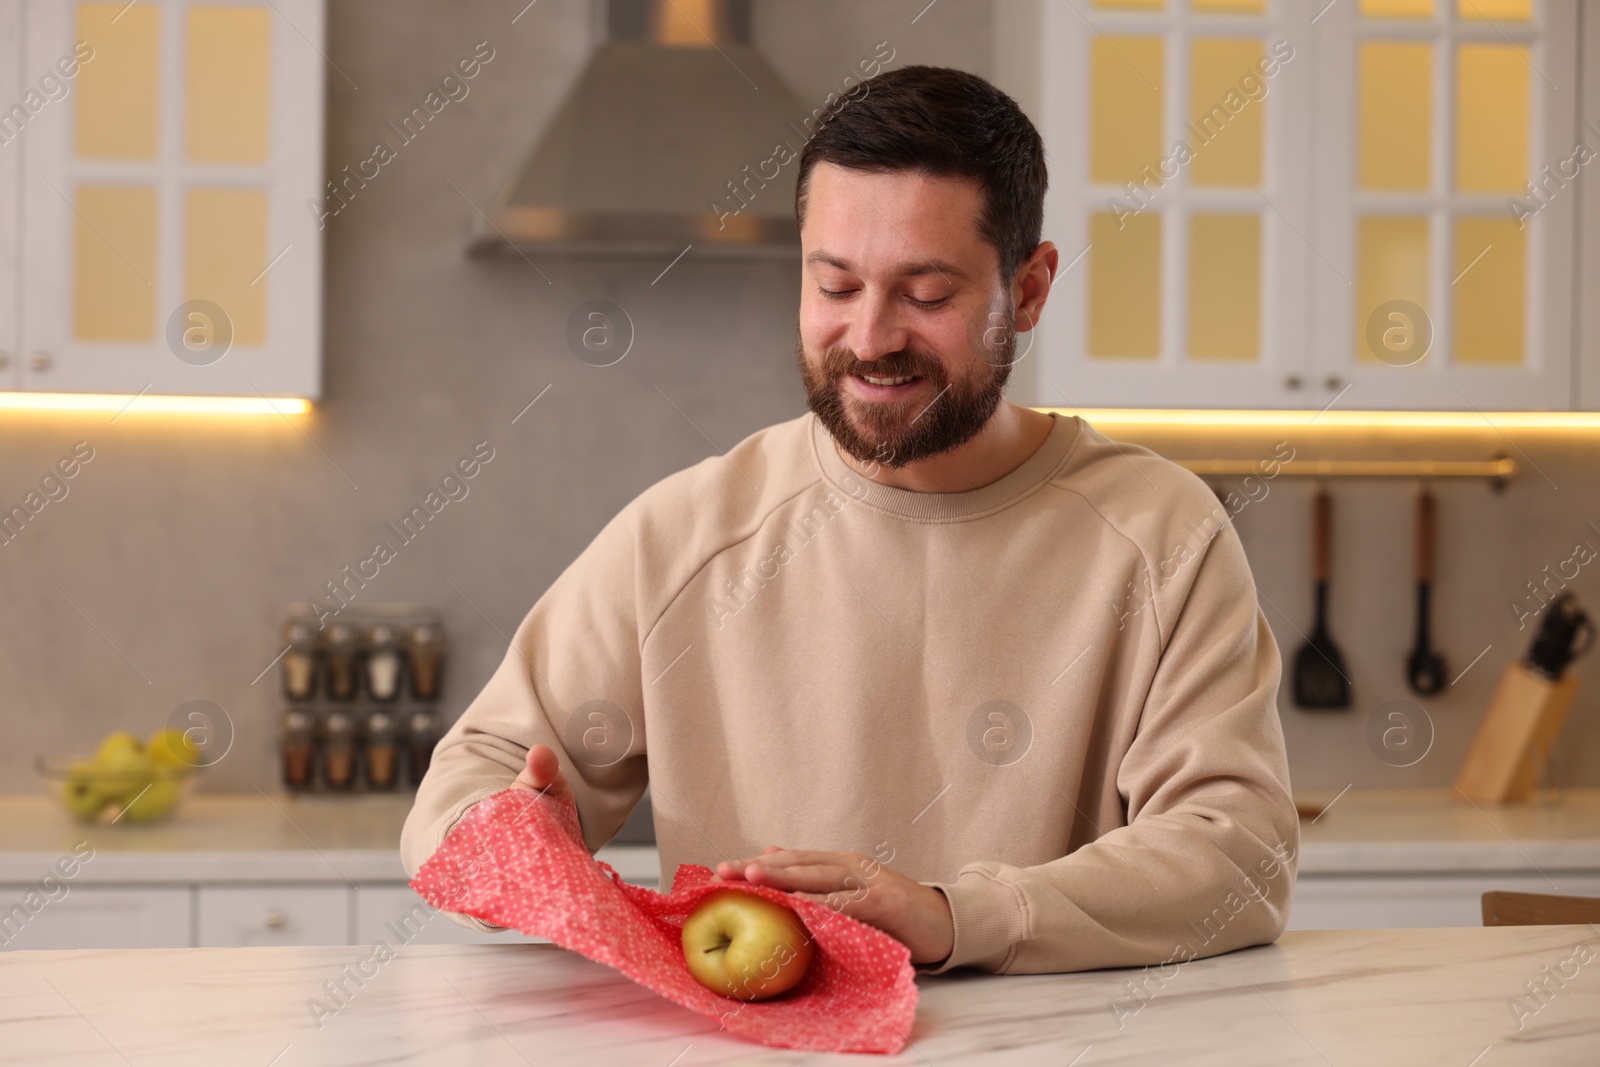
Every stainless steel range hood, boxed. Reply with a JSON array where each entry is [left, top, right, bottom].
[[471, 0, 809, 261]]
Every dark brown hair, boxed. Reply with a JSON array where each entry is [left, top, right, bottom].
[[795, 65, 1048, 288]]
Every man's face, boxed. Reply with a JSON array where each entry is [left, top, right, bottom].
[[796, 163, 1017, 470]]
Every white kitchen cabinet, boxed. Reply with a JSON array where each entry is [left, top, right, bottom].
[[1290, 871, 1600, 931], [1581, 7, 1600, 413], [1306, 1, 1579, 412], [1031, 0, 1585, 411], [1036, 0, 1314, 411], [197, 884, 351, 947], [0, 884, 192, 950], [0, 1, 20, 390], [15, 0, 324, 398], [353, 885, 549, 947]]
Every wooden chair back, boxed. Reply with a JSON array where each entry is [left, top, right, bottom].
[[1482, 891, 1600, 926]]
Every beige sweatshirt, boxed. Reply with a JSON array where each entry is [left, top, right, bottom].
[[401, 410, 1299, 975]]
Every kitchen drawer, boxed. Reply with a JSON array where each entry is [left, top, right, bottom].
[[353, 885, 547, 946], [0, 885, 192, 950], [197, 885, 351, 947], [1290, 873, 1600, 930]]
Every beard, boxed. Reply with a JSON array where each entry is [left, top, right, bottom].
[[795, 309, 1017, 470]]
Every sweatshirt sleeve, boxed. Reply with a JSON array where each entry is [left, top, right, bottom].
[[400, 502, 651, 930], [923, 514, 1299, 975]]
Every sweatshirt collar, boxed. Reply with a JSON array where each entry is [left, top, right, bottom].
[[808, 409, 1080, 523]]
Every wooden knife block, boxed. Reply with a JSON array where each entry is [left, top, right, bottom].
[[1454, 662, 1580, 802]]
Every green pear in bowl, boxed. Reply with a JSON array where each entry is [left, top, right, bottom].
[[145, 728, 201, 774], [94, 731, 141, 759], [118, 774, 185, 823], [118, 727, 200, 822], [92, 732, 152, 797], [60, 760, 111, 821]]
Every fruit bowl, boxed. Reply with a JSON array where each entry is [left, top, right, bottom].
[[36, 728, 204, 824]]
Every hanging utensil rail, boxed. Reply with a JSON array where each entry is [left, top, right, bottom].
[[1176, 457, 1514, 483]]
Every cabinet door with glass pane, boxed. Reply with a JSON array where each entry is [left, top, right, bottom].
[[19, 0, 324, 398], [1037, 0, 1313, 409], [1311, 0, 1577, 411], [0, 0, 20, 390]]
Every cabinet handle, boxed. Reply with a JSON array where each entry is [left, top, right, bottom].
[[1323, 375, 1344, 391], [28, 352, 52, 373], [0, 352, 9, 371], [1283, 375, 1303, 390], [263, 909, 288, 929]]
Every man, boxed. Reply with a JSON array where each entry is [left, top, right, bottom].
[[402, 65, 1297, 974]]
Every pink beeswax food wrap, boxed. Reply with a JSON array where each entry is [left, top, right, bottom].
[[410, 788, 919, 1055]]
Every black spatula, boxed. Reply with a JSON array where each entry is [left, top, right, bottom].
[[1294, 489, 1351, 709], [1406, 488, 1448, 695]]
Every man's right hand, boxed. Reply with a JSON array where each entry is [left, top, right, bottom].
[[511, 743, 573, 804]]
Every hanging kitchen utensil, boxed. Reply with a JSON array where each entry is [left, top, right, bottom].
[[1406, 488, 1448, 695], [1293, 488, 1352, 709]]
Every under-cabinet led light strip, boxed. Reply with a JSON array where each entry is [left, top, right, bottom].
[[1044, 409, 1600, 431], [0, 393, 312, 415]]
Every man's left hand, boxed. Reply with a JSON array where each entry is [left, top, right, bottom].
[[713, 847, 954, 966]]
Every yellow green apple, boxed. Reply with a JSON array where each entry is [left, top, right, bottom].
[[94, 731, 142, 763], [145, 727, 200, 774], [91, 733, 151, 796], [680, 889, 814, 1001], [119, 776, 184, 823], [60, 760, 109, 821]]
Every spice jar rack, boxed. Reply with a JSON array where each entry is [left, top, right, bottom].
[[276, 603, 446, 793]]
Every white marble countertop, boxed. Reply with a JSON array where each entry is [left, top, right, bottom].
[[0, 794, 659, 885], [1296, 788, 1600, 875], [3, 925, 1596, 1065]]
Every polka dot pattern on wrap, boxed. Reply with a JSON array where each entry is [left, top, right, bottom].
[[411, 788, 919, 1055]]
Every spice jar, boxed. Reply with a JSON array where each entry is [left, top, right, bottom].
[[364, 623, 404, 702], [364, 709, 399, 790], [408, 623, 445, 700], [407, 708, 441, 785], [324, 622, 360, 701], [281, 708, 316, 790], [322, 708, 357, 790], [281, 620, 319, 702]]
